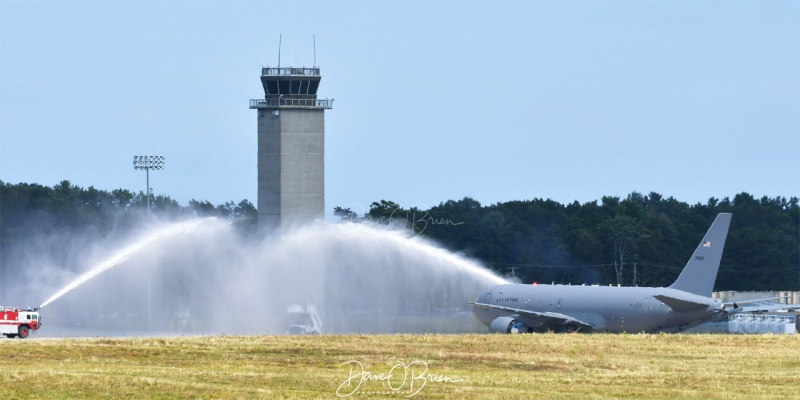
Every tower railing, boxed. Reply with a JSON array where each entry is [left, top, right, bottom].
[[249, 98, 333, 109], [261, 67, 320, 76]]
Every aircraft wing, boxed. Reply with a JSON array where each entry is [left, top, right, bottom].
[[729, 302, 800, 313], [469, 302, 594, 331], [722, 297, 800, 313], [652, 295, 709, 311]]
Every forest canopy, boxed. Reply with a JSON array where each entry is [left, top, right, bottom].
[[337, 192, 799, 291], [2, 180, 798, 291]]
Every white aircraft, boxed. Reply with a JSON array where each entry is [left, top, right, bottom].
[[471, 213, 748, 333]]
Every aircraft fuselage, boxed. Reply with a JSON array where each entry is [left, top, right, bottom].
[[473, 284, 722, 333]]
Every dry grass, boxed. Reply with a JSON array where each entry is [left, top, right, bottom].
[[1, 334, 798, 399]]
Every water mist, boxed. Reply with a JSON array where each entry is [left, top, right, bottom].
[[17, 218, 506, 336]]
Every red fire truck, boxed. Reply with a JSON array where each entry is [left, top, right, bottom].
[[0, 306, 41, 339]]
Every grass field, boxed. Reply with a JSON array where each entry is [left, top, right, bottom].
[[1, 334, 798, 399]]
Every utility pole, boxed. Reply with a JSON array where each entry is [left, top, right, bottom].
[[507, 266, 519, 280], [133, 155, 164, 333], [133, 155, 165, 216]]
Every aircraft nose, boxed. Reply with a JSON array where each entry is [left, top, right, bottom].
[[474, 289, 489, 305], [471, 289, 493, 325]]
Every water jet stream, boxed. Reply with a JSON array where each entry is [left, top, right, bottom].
[[37, 219, 207, 310], [30, 219, 506, 335]]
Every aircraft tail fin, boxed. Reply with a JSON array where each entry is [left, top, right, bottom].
[[668, 213, 732, 297]]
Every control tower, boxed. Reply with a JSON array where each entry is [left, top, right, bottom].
[[250, 67, 333, 232]]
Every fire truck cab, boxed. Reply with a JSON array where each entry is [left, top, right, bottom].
[[1, 306, 41, 339]]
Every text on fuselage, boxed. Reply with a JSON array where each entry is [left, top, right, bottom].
[[497, 298, 519, 303]]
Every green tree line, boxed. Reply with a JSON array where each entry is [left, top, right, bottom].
[[336, 192, 800, 291], [2, 180, 797, 292], [0, 180, 257, 280]]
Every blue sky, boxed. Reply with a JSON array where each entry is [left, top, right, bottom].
[[1, 1, 798, 217]]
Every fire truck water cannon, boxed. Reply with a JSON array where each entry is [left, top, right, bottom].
[[1, 306, 42, 339]]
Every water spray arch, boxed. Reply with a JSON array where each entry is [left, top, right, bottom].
[[27, 219, 505, 335]]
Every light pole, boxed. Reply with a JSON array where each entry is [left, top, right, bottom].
[[133, 155, 164, 333], [133, 155, 165, 215]]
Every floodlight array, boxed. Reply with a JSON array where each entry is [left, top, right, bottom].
[[133, 155, 165, 170]]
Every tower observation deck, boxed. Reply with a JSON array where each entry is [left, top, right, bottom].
[[250, 67, 333, 232], [249, 67, 333, 110]]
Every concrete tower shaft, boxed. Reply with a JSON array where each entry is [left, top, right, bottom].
[[250, 67, 333, 232]]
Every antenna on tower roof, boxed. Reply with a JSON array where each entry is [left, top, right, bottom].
[[313, 35, 317, 68], [278, 34, 282, 68]]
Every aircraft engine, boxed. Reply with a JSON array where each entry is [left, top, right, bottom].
[[488, 316, 533, 334]]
